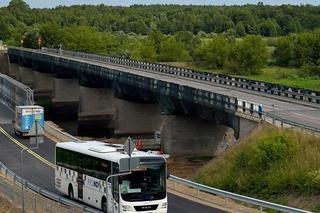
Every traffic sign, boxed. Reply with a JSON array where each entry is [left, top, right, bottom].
[[28, 120, 44, 136], [124, 137, 135, 156]]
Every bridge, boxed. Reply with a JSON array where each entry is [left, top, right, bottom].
[[0, 45, 316, 213], [1, 47, 320, 155]]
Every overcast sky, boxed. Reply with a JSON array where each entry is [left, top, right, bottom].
[[0, 0, 319, 8]]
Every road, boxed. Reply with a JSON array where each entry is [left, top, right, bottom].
[[0, 102, 224, 213], [40, 50, 320, 129]]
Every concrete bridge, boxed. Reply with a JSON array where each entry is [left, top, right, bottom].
[[4, 46, 313, 155]]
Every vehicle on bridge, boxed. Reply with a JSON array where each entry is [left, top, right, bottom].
[[55, 141, 168, 213]]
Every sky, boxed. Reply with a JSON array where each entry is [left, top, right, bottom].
[[0, 0, 319, 8]]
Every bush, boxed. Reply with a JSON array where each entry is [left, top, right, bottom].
[[194, 126, 320, 207], [224, 35, 269, 75]]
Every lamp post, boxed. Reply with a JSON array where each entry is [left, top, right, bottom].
[[20, 119, 40, 213]]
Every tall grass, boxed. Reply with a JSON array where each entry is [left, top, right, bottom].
[[194, 126, 320, 211]]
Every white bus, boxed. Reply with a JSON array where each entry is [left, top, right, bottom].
[[55, 141, 168, 213]]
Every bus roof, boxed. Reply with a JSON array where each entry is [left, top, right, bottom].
[[56, 141, 165, 163]]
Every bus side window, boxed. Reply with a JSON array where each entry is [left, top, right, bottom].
[[100, 161, 110, 180], [112, 163, 119, 202]]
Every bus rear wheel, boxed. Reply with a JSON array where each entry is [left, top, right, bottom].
[[101, 196, 107, 213], [68, 185, 74, 200]]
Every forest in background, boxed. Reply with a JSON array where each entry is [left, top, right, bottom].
[[0, 0, 319, 89]]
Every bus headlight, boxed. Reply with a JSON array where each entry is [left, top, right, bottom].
[[160, 202, 167, 209], [121, 205, 133, 211]]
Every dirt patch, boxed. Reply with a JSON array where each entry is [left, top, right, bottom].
[[167, 155, 213, 179], [0, 195, 21, 213]]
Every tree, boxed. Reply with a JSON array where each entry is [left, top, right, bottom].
[[225, 35, 269, 74], [147, 30, 164, 55], [194, 36, 231, 69], [258, 20, 279, 37], [22, 27, 41, 48], [39, 23, 63, 48], [131, 39, 156, 62], [7, 0, 32, 25], [158, 37, 191, 62], [174, 31, 201, 56]]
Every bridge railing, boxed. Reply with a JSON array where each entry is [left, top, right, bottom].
[[168, 175, 313, 213], [40, 47, 320, 106], [0, 74, 34, 111], [0, 161, 101, 213]]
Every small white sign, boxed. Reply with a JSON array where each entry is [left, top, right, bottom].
[[28, 121, 44, 136]]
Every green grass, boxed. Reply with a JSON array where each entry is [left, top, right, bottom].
[[246, 67, 320, 91], [193, 126, 320, 211], [165, 62, 320, 91]]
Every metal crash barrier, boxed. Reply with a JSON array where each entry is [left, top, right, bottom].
[[0, 74, 33, 111]]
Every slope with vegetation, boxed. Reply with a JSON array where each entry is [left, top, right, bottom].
[[194, 126, 320, 212]]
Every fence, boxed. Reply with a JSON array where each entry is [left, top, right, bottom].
[[168, 175, 313, 213], [0, 161, 100, 213], [0, 73, 33, 112], [40, 47, 320, 105]]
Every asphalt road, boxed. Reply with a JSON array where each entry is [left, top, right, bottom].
[[41, 50, 320, 129], [0, 102, 225, 213]]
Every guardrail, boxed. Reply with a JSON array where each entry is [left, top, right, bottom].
[[45, 121, 80, 142], [41, 47, 320, 106], [0, 161, 101, 213], [168, 175, 313, 213], [0, 73, 34, 112], [263, 111, 320, 135]]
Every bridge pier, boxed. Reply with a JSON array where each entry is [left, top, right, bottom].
[[78, 86, 116, 137], [238, 116, 259, 138], [52, 78, 79, 119], [114, 99, 162, 137], [18, 66, 34, 87], [8, 62, 19, 79], [161, 115, 236, 156], [33, 71, 54, 101], [0, 50, 9, 75]]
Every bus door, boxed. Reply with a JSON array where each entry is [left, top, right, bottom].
[[107, 180, 113, 213], [77, 173, 84, 200], [112, 176, 119, 213]]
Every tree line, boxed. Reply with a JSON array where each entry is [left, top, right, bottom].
[[1, 0, 320, 39], [0, 0, 319, 77]]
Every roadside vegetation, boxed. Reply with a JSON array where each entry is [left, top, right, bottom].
[[0, 0, 319, 90], [194, 125, 320, 211]]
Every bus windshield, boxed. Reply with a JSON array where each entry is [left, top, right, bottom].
[[120, 163, 166, 202]]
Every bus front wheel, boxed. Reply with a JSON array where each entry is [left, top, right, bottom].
[[101, 196, 107, 213], [68, 184, 74, 200]]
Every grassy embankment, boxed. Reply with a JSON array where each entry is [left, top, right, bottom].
[[193, 125, 320, 212], [166, 62, 320, 91]]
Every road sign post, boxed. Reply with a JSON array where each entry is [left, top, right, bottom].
[[21, 117, 44, 213]]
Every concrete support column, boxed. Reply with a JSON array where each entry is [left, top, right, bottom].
[[52, 78, 79, 119], [8, 63, 19, 79], [78, 86, 116, 137], [33, 71, 54, 101], [18, 66, 34, 87], [115, 99, 161, 137], [238, 117, 259, 138], [161, 115, 236, 156], [0, 50, 9, 75]]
